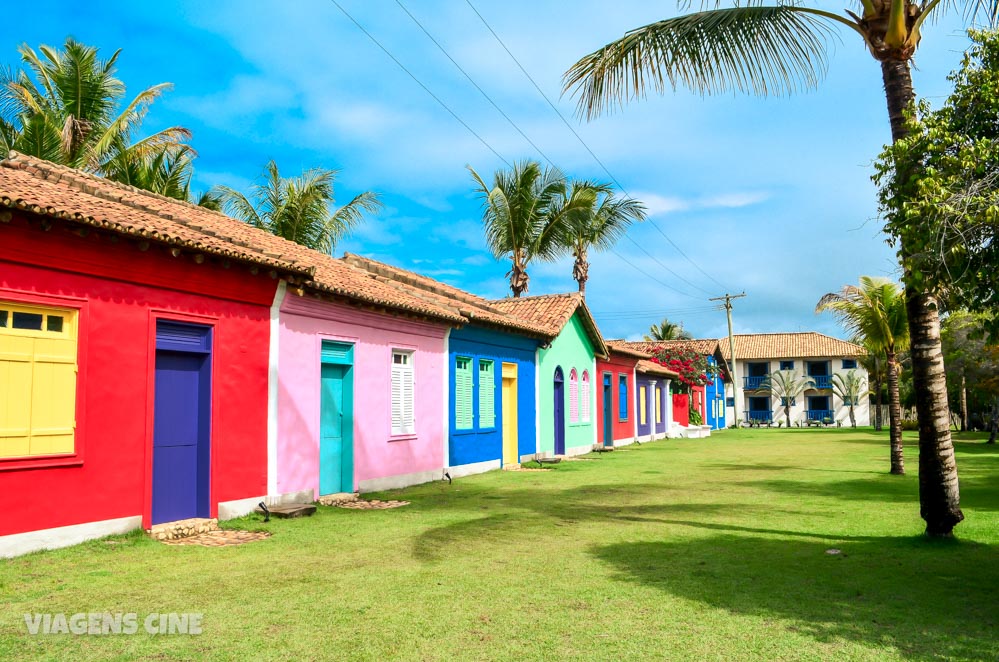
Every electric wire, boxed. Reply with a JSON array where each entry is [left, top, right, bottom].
[[463, 0, 733, 294], [328, 0, 511, 167]]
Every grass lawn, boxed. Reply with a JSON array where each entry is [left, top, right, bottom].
[[2, 429, 997, 661]]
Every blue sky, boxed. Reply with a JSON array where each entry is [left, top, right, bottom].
[[15, 1, 979, 340]]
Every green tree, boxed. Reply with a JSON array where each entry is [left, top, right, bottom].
[[859, 348, 886, 431], [469, 160, 590, 297], [214, 160, 382, 255], [0, 38, 193, 197], [817, 277, 909, 475], [644, 318, 693, 341], [563, 181, 646, 294], [563, 2, 999, 536], [833, 369, 868, 428], [760, 369, 814, 428]]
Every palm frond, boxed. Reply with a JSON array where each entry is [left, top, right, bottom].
[[564, 4, 835, 119]]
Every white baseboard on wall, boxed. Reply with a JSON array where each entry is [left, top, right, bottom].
[[0, 516, 143, 559]]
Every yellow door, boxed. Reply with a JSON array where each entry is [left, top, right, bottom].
[[502, 362, 518, 465]]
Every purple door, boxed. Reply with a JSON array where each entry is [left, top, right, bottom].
[[152, 322, 212, 525], [553, 367, 565, 455]]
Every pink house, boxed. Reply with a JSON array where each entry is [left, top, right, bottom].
[[272, 258, 462, 501]]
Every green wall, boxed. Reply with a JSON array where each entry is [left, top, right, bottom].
[[538, 312, 597, 453]]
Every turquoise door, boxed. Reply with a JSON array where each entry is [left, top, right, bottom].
[[320, 363, 353, 494]]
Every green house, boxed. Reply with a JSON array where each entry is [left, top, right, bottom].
[[493, 294, 607, 457]]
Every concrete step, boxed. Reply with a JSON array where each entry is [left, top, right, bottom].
[[502, 463, 521, 470], [255, 503, 316, 518]]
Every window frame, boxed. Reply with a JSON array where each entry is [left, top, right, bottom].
[[0, 290, 88, 471], [779, 360, 795, 371], [842, 359, 858, 370], [618, 374, 629, 422], [390, 349, 416, 437], [477, 358, 496, 430], [454, 355, 474, 431]]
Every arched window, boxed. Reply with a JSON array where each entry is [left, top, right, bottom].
[[569, 368, 579, 423], [580, 370, 591, 422]]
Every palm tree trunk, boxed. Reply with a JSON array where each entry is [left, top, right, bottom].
[[874, 358, 883, 431], [573, 249, 589, 295], [881, 58, 963, 536], [785, 405, 791, 428], [960, 373, 968, 432], [886, 350, 904, 475], [989, 399, 998, 445], [509, 251, 529, 298]]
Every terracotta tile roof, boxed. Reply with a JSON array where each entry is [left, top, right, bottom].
[[0, 154, 465, 324], [491, 293, 608, 357], [340, 253, 553, 339], [636, 359, 680, 379], [0, 152, 313, 277], [620, 339, 721, 356], [716, 332, 866, 360], [605, 339, 652, 359]]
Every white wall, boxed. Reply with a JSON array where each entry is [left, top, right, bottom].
[[736, 358, 870, 426]]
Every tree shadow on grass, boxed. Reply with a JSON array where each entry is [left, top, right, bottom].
[[592, 527, 999, 661]]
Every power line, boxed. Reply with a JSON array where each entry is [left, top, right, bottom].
[[394, 0, 555, 166], [463, 0, 732, 294], [329, 0, 702, 304], [328, 0, 510, 167]]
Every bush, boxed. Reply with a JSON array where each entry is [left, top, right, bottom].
[[689, 410, 703, 426], [901, 419, 919, 431]]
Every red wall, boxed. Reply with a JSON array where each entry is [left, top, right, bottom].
[[0, 215, 278, 535], [596, 354, 638, 444]]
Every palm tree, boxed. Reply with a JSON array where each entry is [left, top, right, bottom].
[[833, 369, 868, 428], [816, 277, 908, 474], [469, 160, 590, 297], [761, 369, 815, 428], [563, 181, 646, 294], [214, 160, 382, 255], [562, 1, 998, 537], [859, 347, 887, 431], [644, 318, 693, 341], [0, 38, 193, 197]]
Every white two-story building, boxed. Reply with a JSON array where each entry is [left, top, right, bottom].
[[718, 332, 870, 427]]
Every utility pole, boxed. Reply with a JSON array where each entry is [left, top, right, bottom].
[[710, 292, 746, 425]]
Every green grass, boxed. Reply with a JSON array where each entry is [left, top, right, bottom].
[[2, 429, 997, 661]]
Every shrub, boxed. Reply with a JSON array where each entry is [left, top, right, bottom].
[[901, 419, 919, 431]]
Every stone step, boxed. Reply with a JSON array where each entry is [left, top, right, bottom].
[[538, 456, 562, 464], [316, 492, 359, 507], [255, 503, 316, 519], [594, 446, 615, 453], [149, 517, 218, 541], [502, 463, 521, 470]]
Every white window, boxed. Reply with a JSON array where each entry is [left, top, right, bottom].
[[569, 369, 579, 423], [580, 370, 591, 423], [391, 350, 415, 435]]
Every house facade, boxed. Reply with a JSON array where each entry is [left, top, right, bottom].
[[596, 342, 647, 447], [493, 295, 607, 457], [0, 154, 311, 557], [720, 332, 870, 426], [340, 255, 551, 477], [635, 360, 675, 441]]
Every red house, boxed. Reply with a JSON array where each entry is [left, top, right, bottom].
[[0, 154, 312, 557], [596, 342, 646, 447]]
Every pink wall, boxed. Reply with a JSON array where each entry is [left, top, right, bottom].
[[277, 293, 448, 498]]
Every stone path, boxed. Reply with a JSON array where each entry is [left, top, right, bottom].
[[161, 530, 271, 547], [335, 499, 409, 510]]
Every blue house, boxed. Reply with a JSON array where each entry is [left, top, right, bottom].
[[340, 255, 552, 477]]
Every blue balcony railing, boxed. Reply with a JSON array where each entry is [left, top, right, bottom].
[[744, 375, 768, 390], [809, 375, 833, 389], [806, 409, 835, 422], [747, 410, 773, 423]]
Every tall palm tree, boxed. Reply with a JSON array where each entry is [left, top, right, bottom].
[[563, 181, 646, 294], [469, 160, 590, 297], [816, 277, 909, 475], [0, 38, 192, 197], [214, 161, 382, 255], [644, 318, 693, 341], [562, 1, 999, 537], [833, 369, 868, 429]]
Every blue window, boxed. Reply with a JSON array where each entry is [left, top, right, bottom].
[[726, 397, 734, 407], [618, 375, 628, 420], [779, 360, 794, 371], [842, 359, 857, 369], [780, 396, 796, 406]]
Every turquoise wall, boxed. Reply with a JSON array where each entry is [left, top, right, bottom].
[[538, 312, 597, 453]]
